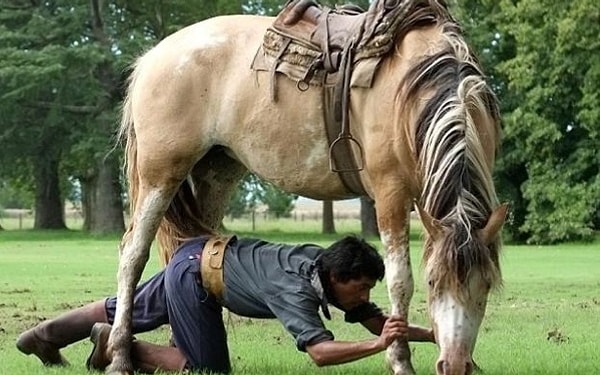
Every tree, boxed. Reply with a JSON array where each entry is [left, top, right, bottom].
[[261, 182, 298, 218], [360, 196, 378, 237], [452, 0, 599, 244], [226, 181, 251, 219], [0, 1, 116, 230], [0, 177, 34, 209], [225, 173, 299, 220], [495, 0, 599, 243], [0, 0, 251, 232], [79, 153, 125, 234], [226, 173, 259, 218], [322, 200, 336, 234]]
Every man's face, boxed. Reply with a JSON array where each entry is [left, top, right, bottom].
[[329, 275, 377, 310]]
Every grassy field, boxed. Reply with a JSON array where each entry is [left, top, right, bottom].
[[0, 217, 599, 374]]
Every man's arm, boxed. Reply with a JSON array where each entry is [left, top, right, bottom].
[[305, 316, 406, 366], [361, 315, 435, 343]]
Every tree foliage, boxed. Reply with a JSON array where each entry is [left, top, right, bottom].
[[0, 0, 249, 231], [260, 181, 298, 218], [226, 174, 298, 219], [496, 0, 599, 243], [453, 0, 599, 244]]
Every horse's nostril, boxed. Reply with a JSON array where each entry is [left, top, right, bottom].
[[465, 361, 474, 375], [436, 360, 447, 375], [436, 359, 474, 375]]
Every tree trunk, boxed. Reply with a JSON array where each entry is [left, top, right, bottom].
[[33, 154, 66, 229], [82, 177, 91, 232], [81, 154, 125, 235], [360, 196, 378, 237], [322, 200, 336, 234]]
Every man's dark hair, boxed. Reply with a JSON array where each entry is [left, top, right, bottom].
[[317, 236, 385, 282]]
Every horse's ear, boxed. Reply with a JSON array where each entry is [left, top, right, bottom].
[[479, 203, 509, 245], [414, 200, 442, 241]]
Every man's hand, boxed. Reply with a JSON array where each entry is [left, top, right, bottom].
[[376, 315, 408, 349], [305, 316, 424, 367]]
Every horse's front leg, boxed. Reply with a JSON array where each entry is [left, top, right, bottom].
[[376, 198, 416, 375], [106, 189, 172, 375]]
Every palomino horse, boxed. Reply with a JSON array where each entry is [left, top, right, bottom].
[[109, 1, 507, 374]]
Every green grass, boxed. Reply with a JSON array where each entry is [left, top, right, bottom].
[[0, 219, 599, 374]]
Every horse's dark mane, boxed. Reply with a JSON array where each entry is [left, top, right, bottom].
[[392, 0, 452, 41], [411, 49, 500, 222], [394, 0, 502, 299]]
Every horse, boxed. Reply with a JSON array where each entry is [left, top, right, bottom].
[[108, 1, 507, 375]]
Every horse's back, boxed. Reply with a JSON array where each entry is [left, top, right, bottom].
[[141, 15, 270, 67], [131, 14, 271, 117]]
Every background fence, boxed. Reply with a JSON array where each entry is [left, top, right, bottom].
[[0, 198, 364, 233]]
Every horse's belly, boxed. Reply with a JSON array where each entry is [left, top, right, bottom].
[[230, 129, 352, 200]]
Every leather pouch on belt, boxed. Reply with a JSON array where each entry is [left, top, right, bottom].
[[200, 235, 233, 302]]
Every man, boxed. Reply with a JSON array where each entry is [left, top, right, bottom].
[[17, 235, 434, 373]]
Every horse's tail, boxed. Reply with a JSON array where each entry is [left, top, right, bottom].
[[158, 177, 217, 265], [118, 58, 215, 266], [117, 59, 141, 247]]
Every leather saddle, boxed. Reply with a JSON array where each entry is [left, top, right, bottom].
[[272, 0, 367, 74]]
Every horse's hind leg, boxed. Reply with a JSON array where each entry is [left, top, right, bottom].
[[108, 147, 245, 375], [107, 146, 198, 375]]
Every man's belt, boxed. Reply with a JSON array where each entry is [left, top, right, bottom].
[[200, 235, 233, 302]]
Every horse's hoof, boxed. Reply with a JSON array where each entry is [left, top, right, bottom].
[[105, 362, 134, 375], [391, 368, 416, 375], [385, 344, 416, 375], [387, 360, 416, 375], [105, 370, 133, 375]]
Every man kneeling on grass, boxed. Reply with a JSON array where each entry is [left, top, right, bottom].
[[17, 235, 434, 373]]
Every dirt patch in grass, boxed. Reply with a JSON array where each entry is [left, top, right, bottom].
[[0, 288, 31, 294], [547, 328, 569, 344]]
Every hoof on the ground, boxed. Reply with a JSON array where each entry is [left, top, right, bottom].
[[105, 363, 134, 375], [105, 370, 134, 375], [386, 360, 416, 375]]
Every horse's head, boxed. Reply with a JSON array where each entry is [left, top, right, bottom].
[[417, 203, 508, 375]]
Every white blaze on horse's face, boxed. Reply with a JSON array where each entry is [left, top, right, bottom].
[[428, 269, 489, 375], [419, 204, 507, 375]]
